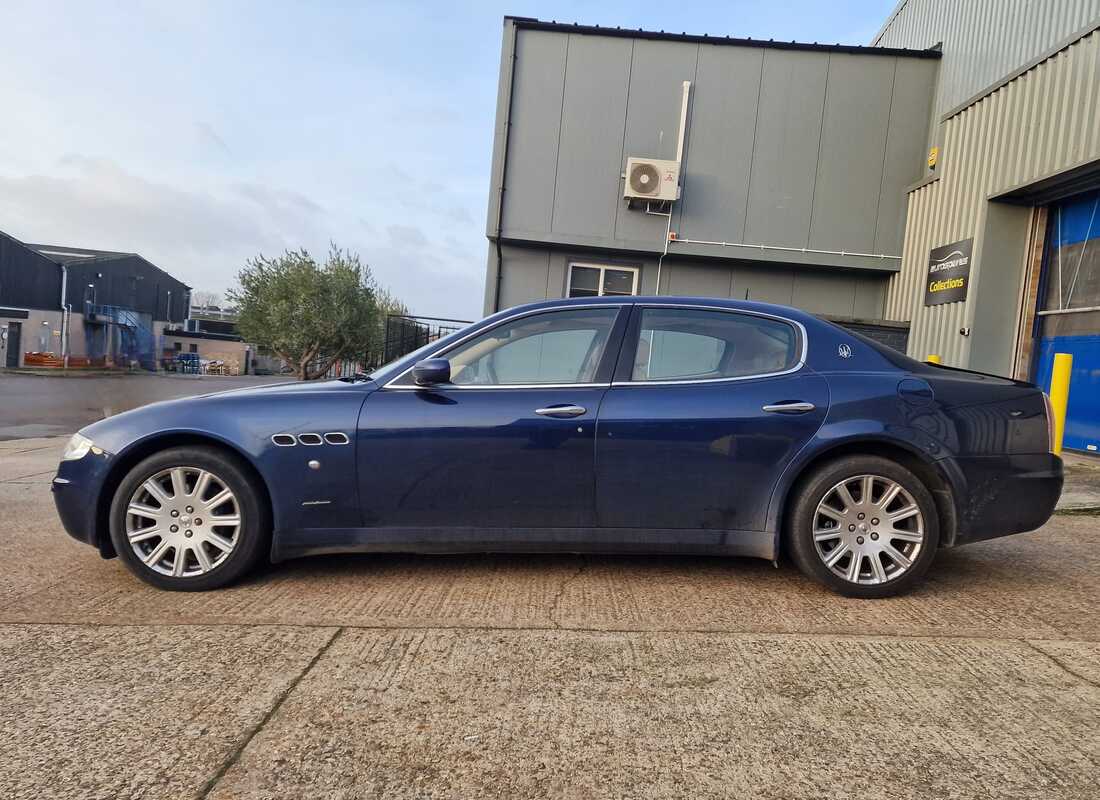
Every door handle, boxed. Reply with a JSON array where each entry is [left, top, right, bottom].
[[535, 404, 587, 418], [762, 401, 816, 414]]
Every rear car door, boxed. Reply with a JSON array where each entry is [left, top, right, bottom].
[[595, 305, 829, 533], [358, 305, 628, 530]]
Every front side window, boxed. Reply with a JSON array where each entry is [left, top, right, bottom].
[[631, 308, 800, 382], [568, 264, 638, 298], [417, 307, 619, 386]]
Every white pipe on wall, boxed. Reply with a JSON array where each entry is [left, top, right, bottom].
[[671, 237, 902, 260], [675, 80, 691, 165], [59, 266, 69, 366]]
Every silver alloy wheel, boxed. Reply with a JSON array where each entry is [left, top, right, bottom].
[[812, 474, 925, 585], [125, 466, 241, 577]]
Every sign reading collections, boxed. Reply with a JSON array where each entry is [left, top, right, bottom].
[[924, 238, 973, 306]]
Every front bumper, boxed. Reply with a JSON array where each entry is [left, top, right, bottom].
[[949, 453, 1064, 545], [51, 450, 114, 551]]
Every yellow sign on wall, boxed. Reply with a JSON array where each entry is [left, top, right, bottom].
[[927, 146, 939, 169]]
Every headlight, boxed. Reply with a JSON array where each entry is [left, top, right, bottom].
[[61, 433, 97, 461]]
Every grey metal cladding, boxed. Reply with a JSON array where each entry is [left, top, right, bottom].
[[742, 50, 829, 248], [792, 271, 854, 315], [662, 261, 733, 297], [873, 56, 938, 255], [550, 34, 633, 239], [0, 232, 63, 311], [484, 18, 517, 238], [490, 242, 891, 321], [873, 0, 1100, 118], [731, 265, 796, 305], [676, 45, 764, 243], [499, 247, 551, 309], [853, 278, 888, 319], [808, 53, 896, 253], [501, 30, 568, 236], [612, 38, 700, 244], [496, 24, 935, 267]]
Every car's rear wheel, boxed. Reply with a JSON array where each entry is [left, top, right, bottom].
[[109, 446, 269, 591], [787, 455, 939, 598]]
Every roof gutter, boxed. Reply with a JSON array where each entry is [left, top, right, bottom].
[[505, 16, 941, 59]]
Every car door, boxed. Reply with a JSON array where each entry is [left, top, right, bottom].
[[358, 305, 628, 531], [595, 304, 828, 533]]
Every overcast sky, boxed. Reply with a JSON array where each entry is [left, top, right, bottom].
[[0, 1, 892, 319]]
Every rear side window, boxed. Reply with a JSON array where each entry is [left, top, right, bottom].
[[631, 308, 800, 382]]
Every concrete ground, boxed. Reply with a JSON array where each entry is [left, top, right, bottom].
[[0, 436, 1098, 800], [1061, 451, 1100, 510]]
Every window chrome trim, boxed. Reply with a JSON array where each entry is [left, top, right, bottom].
[[384, 381, 610, 391], [612, 303, 808, 387], [381, 303, 624, 390]]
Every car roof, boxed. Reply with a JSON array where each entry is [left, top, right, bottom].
[[505, 295, 821, 325]]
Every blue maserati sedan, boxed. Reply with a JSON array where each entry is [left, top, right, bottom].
[[52, 296, 1063, 597]]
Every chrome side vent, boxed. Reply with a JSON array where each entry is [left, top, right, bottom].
[[324, 432, 350, 445], [271, 434, 297, 447], [297, 433, 324, 446]]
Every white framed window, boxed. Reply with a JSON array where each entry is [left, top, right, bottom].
[[567, 263, 639, 298]]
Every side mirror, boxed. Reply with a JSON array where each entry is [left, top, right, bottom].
[[412, 358, 451, 386]]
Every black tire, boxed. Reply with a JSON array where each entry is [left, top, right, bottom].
[[109, 446, 270, 591], [787, 455, 939, 598]]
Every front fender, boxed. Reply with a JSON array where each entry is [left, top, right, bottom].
[[80, 384, 372, 538]]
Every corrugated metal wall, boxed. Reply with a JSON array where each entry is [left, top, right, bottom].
[[0, 232, 63, 312], [884, 28, 1100, 366], [64, 256, 191, 324], [874, 0, 1100, 117]]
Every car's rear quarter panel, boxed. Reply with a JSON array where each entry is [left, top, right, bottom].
[[921, 369, 1061, 542]]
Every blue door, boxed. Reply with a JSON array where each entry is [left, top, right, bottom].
[[1033, 190, 1100, 453], [358, 306, 626, 529], [595, 305, 828, 533]]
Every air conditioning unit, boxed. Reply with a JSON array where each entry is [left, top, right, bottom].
[[624, 157, 680, 203]]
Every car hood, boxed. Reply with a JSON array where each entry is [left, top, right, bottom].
[[190, 378, 370, 400], [77, 378, 375, 455]]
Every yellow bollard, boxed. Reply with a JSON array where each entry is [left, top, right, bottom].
[[926, 354, 941, 364], [1049, 352, 1072, 456]]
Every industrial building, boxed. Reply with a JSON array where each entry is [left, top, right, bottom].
[[0, 230, 190, 369], [483, 3, 1100, 453], [483, 17, 940, 348], [875, 0, 1100, 453]]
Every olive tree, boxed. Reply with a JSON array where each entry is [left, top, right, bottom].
[[229, 246, 398, 380]]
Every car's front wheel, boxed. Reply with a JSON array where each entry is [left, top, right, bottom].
[[108, 446, 269, 591], [787, 455, 939, 598]]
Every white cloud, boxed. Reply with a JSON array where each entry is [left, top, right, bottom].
[[0, 156, 485, 317]]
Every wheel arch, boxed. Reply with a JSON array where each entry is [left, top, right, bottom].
[[770, 438, 959, 555], [95, 431, 274, 559]]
